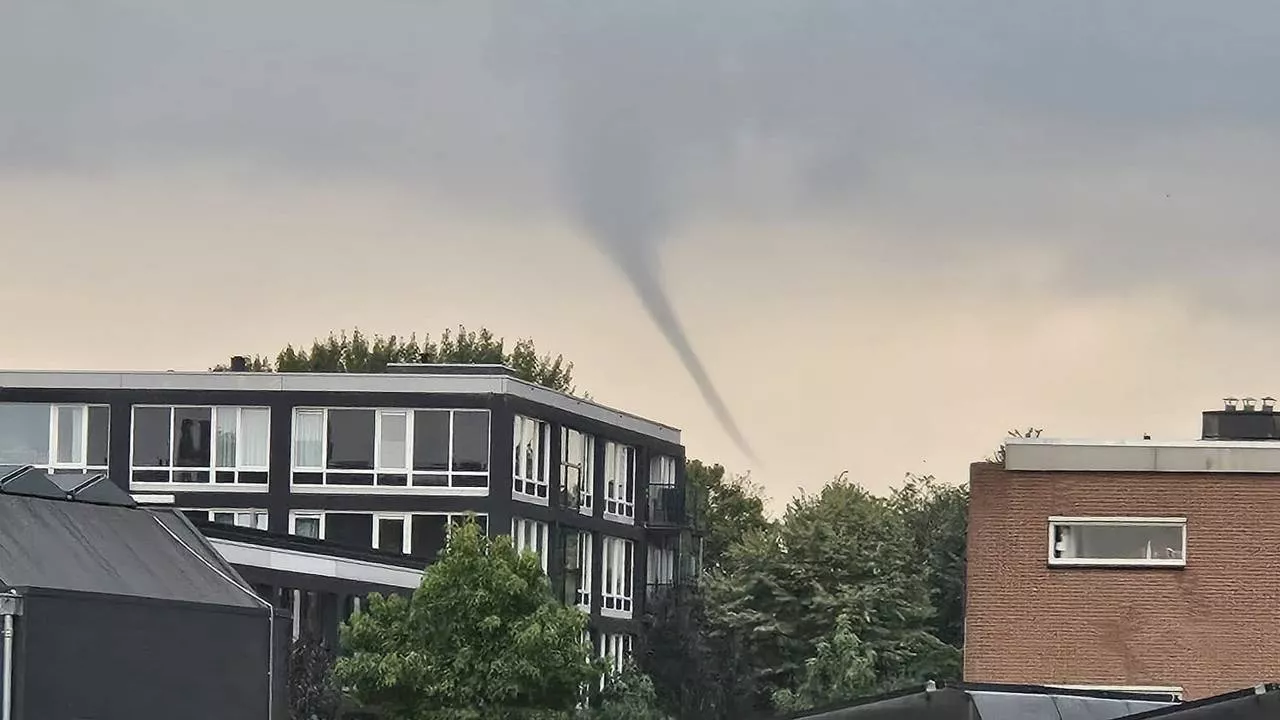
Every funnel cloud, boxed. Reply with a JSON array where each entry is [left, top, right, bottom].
[[546, 8, 758, 460]]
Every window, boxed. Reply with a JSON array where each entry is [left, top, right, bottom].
[[647, 455, 680, 524], [601, 536, 634, 617], [201, 509, 269, 530], [599, 633, 633, 674], [374, 514, 411, 554], [561, 428, 595, 515], [513, 415, 550, 502], [647, 542, 675, 586], [292, 513, 323, 539], [511, 517, 550, 572], [0, 402, 109, 471], [603, 442, 636, 521], [289, 510, 486, 556], [291, 408, 490, 491], [131, 406, 269, 486], [1048, 517, 1187, 567], [567, 530, 593, 610]]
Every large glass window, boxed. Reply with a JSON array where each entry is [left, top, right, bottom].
[[603, 442, 636, 521], [131, 406, 269, 486], [291, 408, 490, 490], [511, 516, 550, 572], [289, 510, 486, 557], [561, 428, 595, 515], [601, 535, 635, 617], [0, 403, 109, 471], [513, 415, 550, 502], [1049, 517, 1187, 567]]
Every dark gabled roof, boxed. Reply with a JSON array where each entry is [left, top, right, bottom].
[[1118, 684, 1279, 720], [0, 493, 261, 609], [0, 465, 135, 507], [782, 682, 1177, 720]]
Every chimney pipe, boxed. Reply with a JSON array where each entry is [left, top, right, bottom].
[[1224, 397, 1240, 412], [1264, 397, 1276, 412], [229, 356, 248, 372], [1244, 397, 1258, 412]]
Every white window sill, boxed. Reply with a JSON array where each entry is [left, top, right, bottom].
[[1048, 558, 1186, 568], [601, 607, 633, 620], [291, 485, 488, 496], [576, 603, 591, 614], [131, 482, 268, 493], [512, 491, 550, 507], [579, 504, 594, 517], [602, 512, 634, 526]]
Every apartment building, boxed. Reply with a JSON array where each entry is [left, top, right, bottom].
[[0, 363, 703, 664], [965, 399, 1280, 700]]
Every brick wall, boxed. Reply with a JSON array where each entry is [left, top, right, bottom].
[[964, 461, 1280, 699]]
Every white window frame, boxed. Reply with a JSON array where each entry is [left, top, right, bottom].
[[1047, 516, 1187, 568], [0, 402, 110, 472], [1050, 685, 1184, 701], [603, 442, 636, 523], [511, 516, 550, 572], [288, 510, 486, 551], [647, 542, 675, 586], [130, 405, 271, 492], [198, 508, 270, 531], [290, 512, 325, 540], [290, 407, 491, 495], [512, 415, 551, 505], [372, 512, 413, 554], [560, 427, 595, 516], [600, 536, 634, 618], [599, 633, 633, 674], [572, 530, 593, 611]]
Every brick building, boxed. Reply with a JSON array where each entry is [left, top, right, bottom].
[[964, 400, 1280, 700]]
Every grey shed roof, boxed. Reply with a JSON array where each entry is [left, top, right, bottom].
[[0, 492, 262, 609], [789, 684, 1176, 720]]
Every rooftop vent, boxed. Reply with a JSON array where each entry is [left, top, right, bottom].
[[229, 355, 248, 372], [1204, 396, 1280, 440]]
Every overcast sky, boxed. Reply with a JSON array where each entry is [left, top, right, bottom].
[[4, 1, 1280, 507]]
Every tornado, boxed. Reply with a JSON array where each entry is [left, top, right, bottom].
[[554, 15, 759, 463]]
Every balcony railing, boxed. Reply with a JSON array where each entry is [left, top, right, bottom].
[[646, 484, 685, 527]]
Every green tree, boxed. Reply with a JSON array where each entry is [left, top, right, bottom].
[[705, 473, 959, 708], [288, 631, 343, 720], [215, 325, 576, 393], [771, 614, 877, 714], [579, 663, 668, 720], [637, 586, 757, 720], [888, 474, 969, 650], [685, 460, 770, 573], [335, 520, 599, 719]]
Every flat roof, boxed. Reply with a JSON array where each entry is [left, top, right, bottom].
[[0, 369, 681, 444], [1005, 436, 1280, 473]]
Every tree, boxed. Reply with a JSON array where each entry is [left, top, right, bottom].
[[636, 586, 757, 720], [288, 631, 343, 720], [704, 474, 960, 709], [685, 460, 770, 573], [579, 663, 669, 720], [889, 474, 969, 649], [335, 520, 600, 719], [214, 326, 576, 393], [771, 614, 877, 714]]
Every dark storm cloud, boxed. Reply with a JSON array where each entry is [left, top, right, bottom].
[[5, 0, 1280, 443]]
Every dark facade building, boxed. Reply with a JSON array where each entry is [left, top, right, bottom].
[[0, 465, 287, 720], [0, 364, 701, 666], [966, 401, 1280, 700]]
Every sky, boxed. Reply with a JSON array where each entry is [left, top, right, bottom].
[[4, 1, 1280, 509]]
